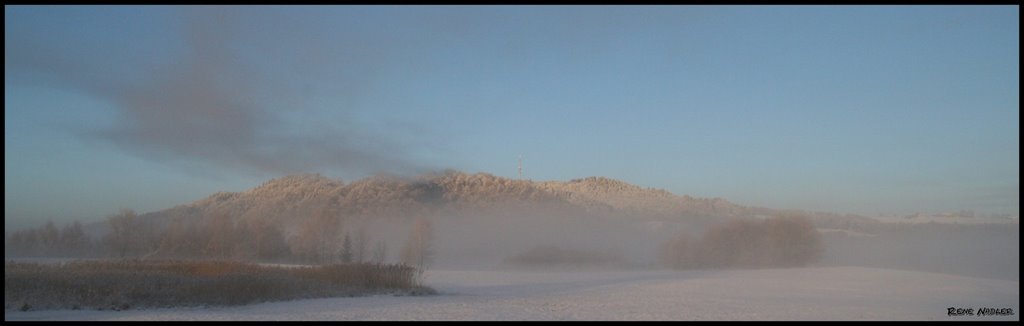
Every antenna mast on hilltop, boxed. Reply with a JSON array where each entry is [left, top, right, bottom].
[[518, 155, 523, 179]]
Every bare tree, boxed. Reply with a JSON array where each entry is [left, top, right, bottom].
[[154, 217, 188, 259], [400, 217, 434, 274], [40, 221, 60, 255], [372, 239, 387, 264], [340, 232, 353, 263], [137, 219, 163, 259], [353, 227, 368, 263], [107, 209, 137, 258], [294, 205, 343, 264], [764, 214, 824, 267], [59, 220, 88, 256], [245, 218, 289, 261], [204, 210, 236, 260]]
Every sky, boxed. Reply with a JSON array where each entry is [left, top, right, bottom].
[[5, 5, 1019, 229]]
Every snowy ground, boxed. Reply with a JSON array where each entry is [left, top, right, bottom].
[[6, 266, 1018, 321], [873, 216, 1019, 225]]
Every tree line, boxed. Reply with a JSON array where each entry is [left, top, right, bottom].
[[5, 209, 434, 275], [658, 214, 824, 269]]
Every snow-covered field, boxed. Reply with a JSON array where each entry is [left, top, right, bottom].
[[6, 266, 1018, 321], [874, 216, 1019, 225]]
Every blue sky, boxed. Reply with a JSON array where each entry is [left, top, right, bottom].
[[5, 6, 1019, 229]]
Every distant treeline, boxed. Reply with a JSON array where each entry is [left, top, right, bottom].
[[5, 220, 93, 258], [658, 215, 825, 269], [5, 209, 434, 273]]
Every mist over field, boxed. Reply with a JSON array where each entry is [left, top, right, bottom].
[[6, 172, 1019, 320], [6, 5, 1018, 322]]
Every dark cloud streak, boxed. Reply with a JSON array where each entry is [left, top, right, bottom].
[[7, 7, 433, 178]]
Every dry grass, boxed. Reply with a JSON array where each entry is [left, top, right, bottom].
[[5, 260, 434, 311]]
